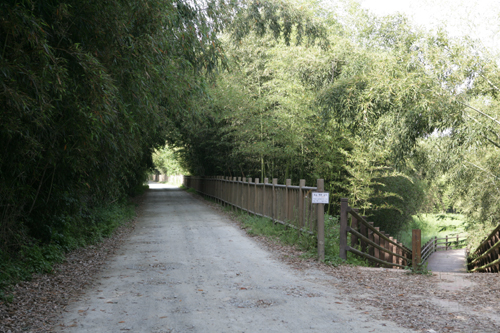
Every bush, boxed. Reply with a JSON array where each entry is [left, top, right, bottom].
[[0, 201, 135, 301]]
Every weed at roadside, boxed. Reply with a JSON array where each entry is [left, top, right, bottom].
[[226, 209, 368, 268], [0, 201, 135, 302], [405, 261, 432, 275]]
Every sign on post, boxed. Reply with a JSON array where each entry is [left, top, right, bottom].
[[312, 192, 329, 204]]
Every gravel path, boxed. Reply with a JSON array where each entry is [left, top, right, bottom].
[[56, 183, 410, 333], [427, 249, 467, 273]]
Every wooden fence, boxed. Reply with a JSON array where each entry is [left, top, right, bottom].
[[468, 224, 500, 273], [339, 198, 412, 268], [150, 173, 183, 185], [183, 176, 326, 260], [421, 234, 467, 264]]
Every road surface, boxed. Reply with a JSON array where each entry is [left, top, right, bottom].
[[57, 183, 412, 332]]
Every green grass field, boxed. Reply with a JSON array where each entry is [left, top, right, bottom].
[[397, 213, 467, 248]]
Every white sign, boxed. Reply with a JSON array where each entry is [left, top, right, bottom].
[[312, 192, 329, 204]]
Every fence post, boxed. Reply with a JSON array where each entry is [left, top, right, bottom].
[[272, 178, 277, 222], [360, 215, 368, 253], [224, 176, 228, 207], [299, 179, 305, 228], [389, 236, 396, 268], [396, 241, 402, 267], [242, 177, 246, 211], [446, 235, 449, 251], [285, 179, 291, 221], [412, 229, 421, 269], [237, 177, 241, 210], [254, 178, 259, 215], [382, 232, 390, 265], [263, 178, 268, 218], [350, 209, 358, 249], [247, 178, 251, 213], [317, 179, 325, 261], [339, 198, 348, 260], [373, 226, 380, 266], [232, 177, 237, 211], [368, 222, 374, 257]]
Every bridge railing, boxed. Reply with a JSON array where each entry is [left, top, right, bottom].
[[183, 176, 326, 260], [339, 198, 412, 268], [468, 224, 500, 273], [421, 234, 467, 264]]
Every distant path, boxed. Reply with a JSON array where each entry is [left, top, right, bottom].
[[56, 182, 410, 332], [427, 248, 467, 273]]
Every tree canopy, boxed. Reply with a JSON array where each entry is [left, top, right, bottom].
[[3, 0, 500, 258]]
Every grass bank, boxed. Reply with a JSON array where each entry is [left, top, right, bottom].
[[0, 184, 147, 302], [229, 209, 368, 267], [396, 213, 467, 248]]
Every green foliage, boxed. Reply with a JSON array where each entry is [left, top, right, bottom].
[[0, 200, 134, 298], [152, 145, 188, 176], [186, 188, 197, 194], [405, 261, 432, 275], [240, 214, 317, 251], [0, 0, 229, 276], [236, 212, 367, 267], [397, 214, 466, 248], [366, 174, 426, 235]]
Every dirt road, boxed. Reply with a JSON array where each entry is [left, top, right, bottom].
[[57, 183, 410, 332]]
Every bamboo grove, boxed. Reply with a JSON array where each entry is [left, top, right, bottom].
[[2, 0, 500, 276]]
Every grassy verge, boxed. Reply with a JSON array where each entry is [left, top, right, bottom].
[[0, 199, 138, 302], [230, 209, 368, 267], [181, 188, 369, 267], [397, 213, 467, 248]]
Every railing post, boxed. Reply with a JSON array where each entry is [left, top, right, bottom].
[[237, 177, 241, 211], [299, 179, 305, 228], [285, 179, 291, 221], [373, 226, 380, 266], [232, 177, 237, 211], [368, 222, 375, 257], [272, 178, 277, 222], [254, 178, 259, 215], [412, 229, 421, 269], [242, 177, 246, 211], [247, 178, 252, 213], [381, 232, 389, 265], [360, 215, 368, 253], [263, 178, 268, 218], [397, 241, 403, 267], [350, 209, 359, 249], [389, 236, 396, 268], [339, 198, 348, 260], [317, 179, 325, 261]]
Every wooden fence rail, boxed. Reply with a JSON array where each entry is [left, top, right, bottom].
[[468, 223, 500, 273], [340, 198, 412, 268], [183, 176, 326, 260]]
